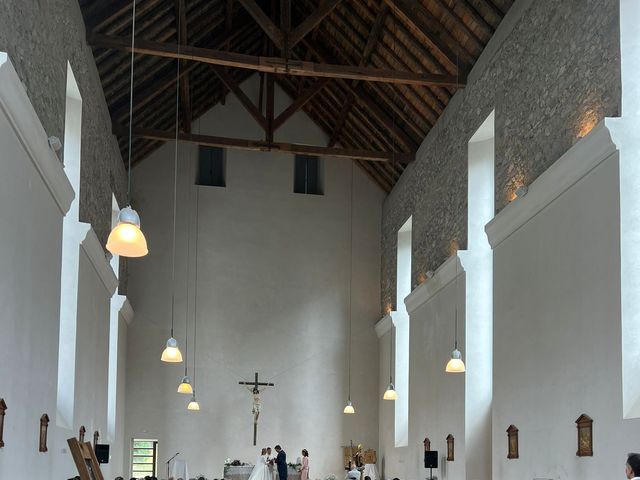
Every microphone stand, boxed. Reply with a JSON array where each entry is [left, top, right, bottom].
[[166, 452, 180, 480]]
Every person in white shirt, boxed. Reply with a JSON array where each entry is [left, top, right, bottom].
[[626, 453, 640, 479]]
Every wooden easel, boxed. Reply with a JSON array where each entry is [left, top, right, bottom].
[[67, 436, 105, 480]]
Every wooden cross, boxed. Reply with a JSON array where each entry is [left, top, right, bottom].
[[238, 372, 274, 446]]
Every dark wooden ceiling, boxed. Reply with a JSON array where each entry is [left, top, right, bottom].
[[80, 0, 513, 193]]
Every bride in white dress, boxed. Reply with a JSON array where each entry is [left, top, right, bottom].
[[248, 448, 270, 480]]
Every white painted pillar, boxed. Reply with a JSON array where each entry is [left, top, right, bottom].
[[607, 0, 640, 419], [461, 116, 495, 480]]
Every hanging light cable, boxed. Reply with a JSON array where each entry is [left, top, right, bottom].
[[383, 11, 399, 401], [344, 162, 355, 415], [178, 180, 193, 393], [383, 321, 398, 400], [106, 0, 148, 258], [161, 35, 184, 364], [445, 257, 466, 373], [188, 190, 201, 411]]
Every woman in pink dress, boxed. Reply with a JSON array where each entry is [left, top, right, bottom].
[[300, 449, 309, 480]]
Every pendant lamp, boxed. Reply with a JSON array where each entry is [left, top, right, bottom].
[[344, 162, 355, 415], [187, 393, 200, 411], [187, 190, 202, 411], [106, 0, 148, 258], [445, 257, 466, 373], [383, 322, 398, 400], [343, 400, 355, 415]]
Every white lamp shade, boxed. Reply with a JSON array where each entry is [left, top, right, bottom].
[[383, 384, 398, 400], [187, 396, 200, 411], [161, 337, 183, 363], [343, 400, 355, 414], [177, 376, 193, 394], [445, 349, 466, 373], [106, 206, 148, 258]]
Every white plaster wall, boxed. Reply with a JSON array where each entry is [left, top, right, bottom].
[[407, 270, 466, 480], [0, 58, 129, 479], [0, 88, 64, 480], [378, 264, 466, 480], [492, 154, 640, 479], [126, 75, 384, 479]]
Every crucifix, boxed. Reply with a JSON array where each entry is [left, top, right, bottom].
[[239, 372, 274, 446]]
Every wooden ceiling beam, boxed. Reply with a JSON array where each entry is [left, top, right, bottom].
[[111, 24, 253, 123], [275, 76, 394, 192], [211, 66, 268, 131], [87, 33, 465, 87], [272, 77, 331, 131], [329, 3, 388, 147], [300, 40, 417, 152], [100, 3, 229, 100], [119, 127, 413, 164], [304, 1, 439, 134], [237, 0, 285, 49], [288, 0, 343, 48]]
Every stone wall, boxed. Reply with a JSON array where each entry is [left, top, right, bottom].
[[0, 0, 127, 247], [381, 0, 621, 310]]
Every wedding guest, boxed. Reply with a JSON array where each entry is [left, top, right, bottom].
[[627, 453, 640, 479], [299, 449, 309, 480], [346, 465, 360, 480]]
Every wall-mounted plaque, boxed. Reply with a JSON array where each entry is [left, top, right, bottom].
[[0, 398, 6, 448], [576, 414, 593, 457], [446, 434, 454, 462], [506, 425, 519, 459], [39, 414, 50, 452]]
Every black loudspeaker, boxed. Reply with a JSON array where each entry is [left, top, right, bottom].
[[424, 451, 438, 469], [95, 444, 110, 464]]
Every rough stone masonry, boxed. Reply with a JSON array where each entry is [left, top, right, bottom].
[[381, 0, 620, 312]]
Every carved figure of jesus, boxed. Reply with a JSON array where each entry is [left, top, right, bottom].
[[252, 389, 261, 423]]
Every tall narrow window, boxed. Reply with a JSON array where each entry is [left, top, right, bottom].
[[394, 216, 411, 447], [294, 155, 323, 195], [197, 146, 225, 187], [107, 195, 120, 441], [461, 111, 495, 479], [56, 63, 84, 428], [131, 439, 158, 478]]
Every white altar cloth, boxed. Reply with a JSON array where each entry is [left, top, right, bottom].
[[171, 459, 189, 480], [363, 464, 378, 480]]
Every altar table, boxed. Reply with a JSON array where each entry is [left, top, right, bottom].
[[224, 465, 301, 480]]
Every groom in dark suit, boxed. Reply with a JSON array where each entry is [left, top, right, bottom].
[[274, 445, 287, 480]]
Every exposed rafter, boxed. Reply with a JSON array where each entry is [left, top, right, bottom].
[[88, 33, 465, 87], [237, 0, 284, 49], [273, 77, 330, 131], [120, 126, 414, 164], [289, 0, 343, 48], [79, 0, 512, 192], [212, 65, 267, 130]]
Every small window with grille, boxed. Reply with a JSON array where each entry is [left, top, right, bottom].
[[131, 439, 158, 478]]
